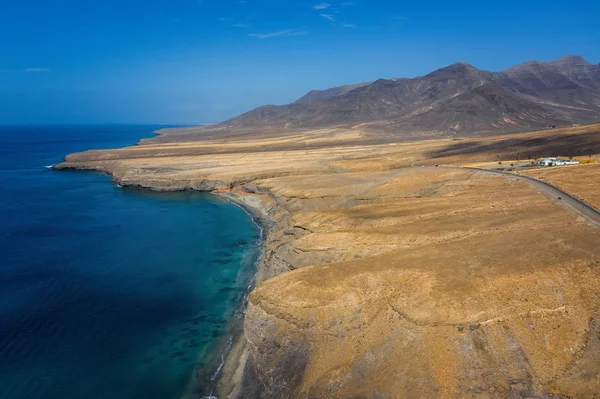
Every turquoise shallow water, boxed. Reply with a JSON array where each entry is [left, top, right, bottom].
[[0, 125, 261, 399]]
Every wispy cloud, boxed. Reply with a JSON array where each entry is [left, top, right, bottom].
[[249, 30, 308, 39], [314, 2, 331, 10], [313, 1, 358, 28], [233, 23, 250, 28]]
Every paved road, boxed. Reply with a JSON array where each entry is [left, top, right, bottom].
[[425, 165, 600, 230]]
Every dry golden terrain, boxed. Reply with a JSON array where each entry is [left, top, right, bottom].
[[56, 123, 600, 398], [518, 161, 600, 211]]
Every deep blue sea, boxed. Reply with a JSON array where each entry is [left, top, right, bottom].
[[0, 125, 261, 399]]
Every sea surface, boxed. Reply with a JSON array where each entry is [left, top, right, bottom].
[[0, 125, 261, 399]]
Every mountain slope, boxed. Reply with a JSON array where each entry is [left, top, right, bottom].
[[394, 83, 579, 133], [293, 82, 372, 105], [220, 55, 600, 135], [502, 55, 600, 108]]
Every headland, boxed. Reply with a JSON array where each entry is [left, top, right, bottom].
[[55, 123, 600, 398]]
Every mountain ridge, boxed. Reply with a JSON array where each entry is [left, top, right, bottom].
[[220, 55, 600, 136]]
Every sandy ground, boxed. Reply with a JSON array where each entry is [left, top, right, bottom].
[[56, 123, 600, 398]]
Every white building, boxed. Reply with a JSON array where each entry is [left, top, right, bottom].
[[537, 157, 580, 167]]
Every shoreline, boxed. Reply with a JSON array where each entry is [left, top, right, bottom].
[[206, 191, 272, 399], [181, 190, 266, 399], [207, 187, 291, 398], [159, 187, 280, 399], [53, 163, 282, 398]]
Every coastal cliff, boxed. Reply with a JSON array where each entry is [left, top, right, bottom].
[[55, 124, 600, 398]]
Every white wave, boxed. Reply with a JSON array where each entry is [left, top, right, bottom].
[[44, 165, 54, 169], [210, 336, 234, 382]]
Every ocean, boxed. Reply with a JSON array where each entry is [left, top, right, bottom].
[[0, 125, 261, 399]]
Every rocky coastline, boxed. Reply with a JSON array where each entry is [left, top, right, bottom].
[[54, 161, 292, 398], [54, 123, 600, 398], [210, 187, 294, 398]]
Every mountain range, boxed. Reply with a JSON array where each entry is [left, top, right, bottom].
[[219, 55, 600, 136]]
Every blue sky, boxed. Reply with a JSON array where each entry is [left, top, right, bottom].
[[1, 0, 599, 125]]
